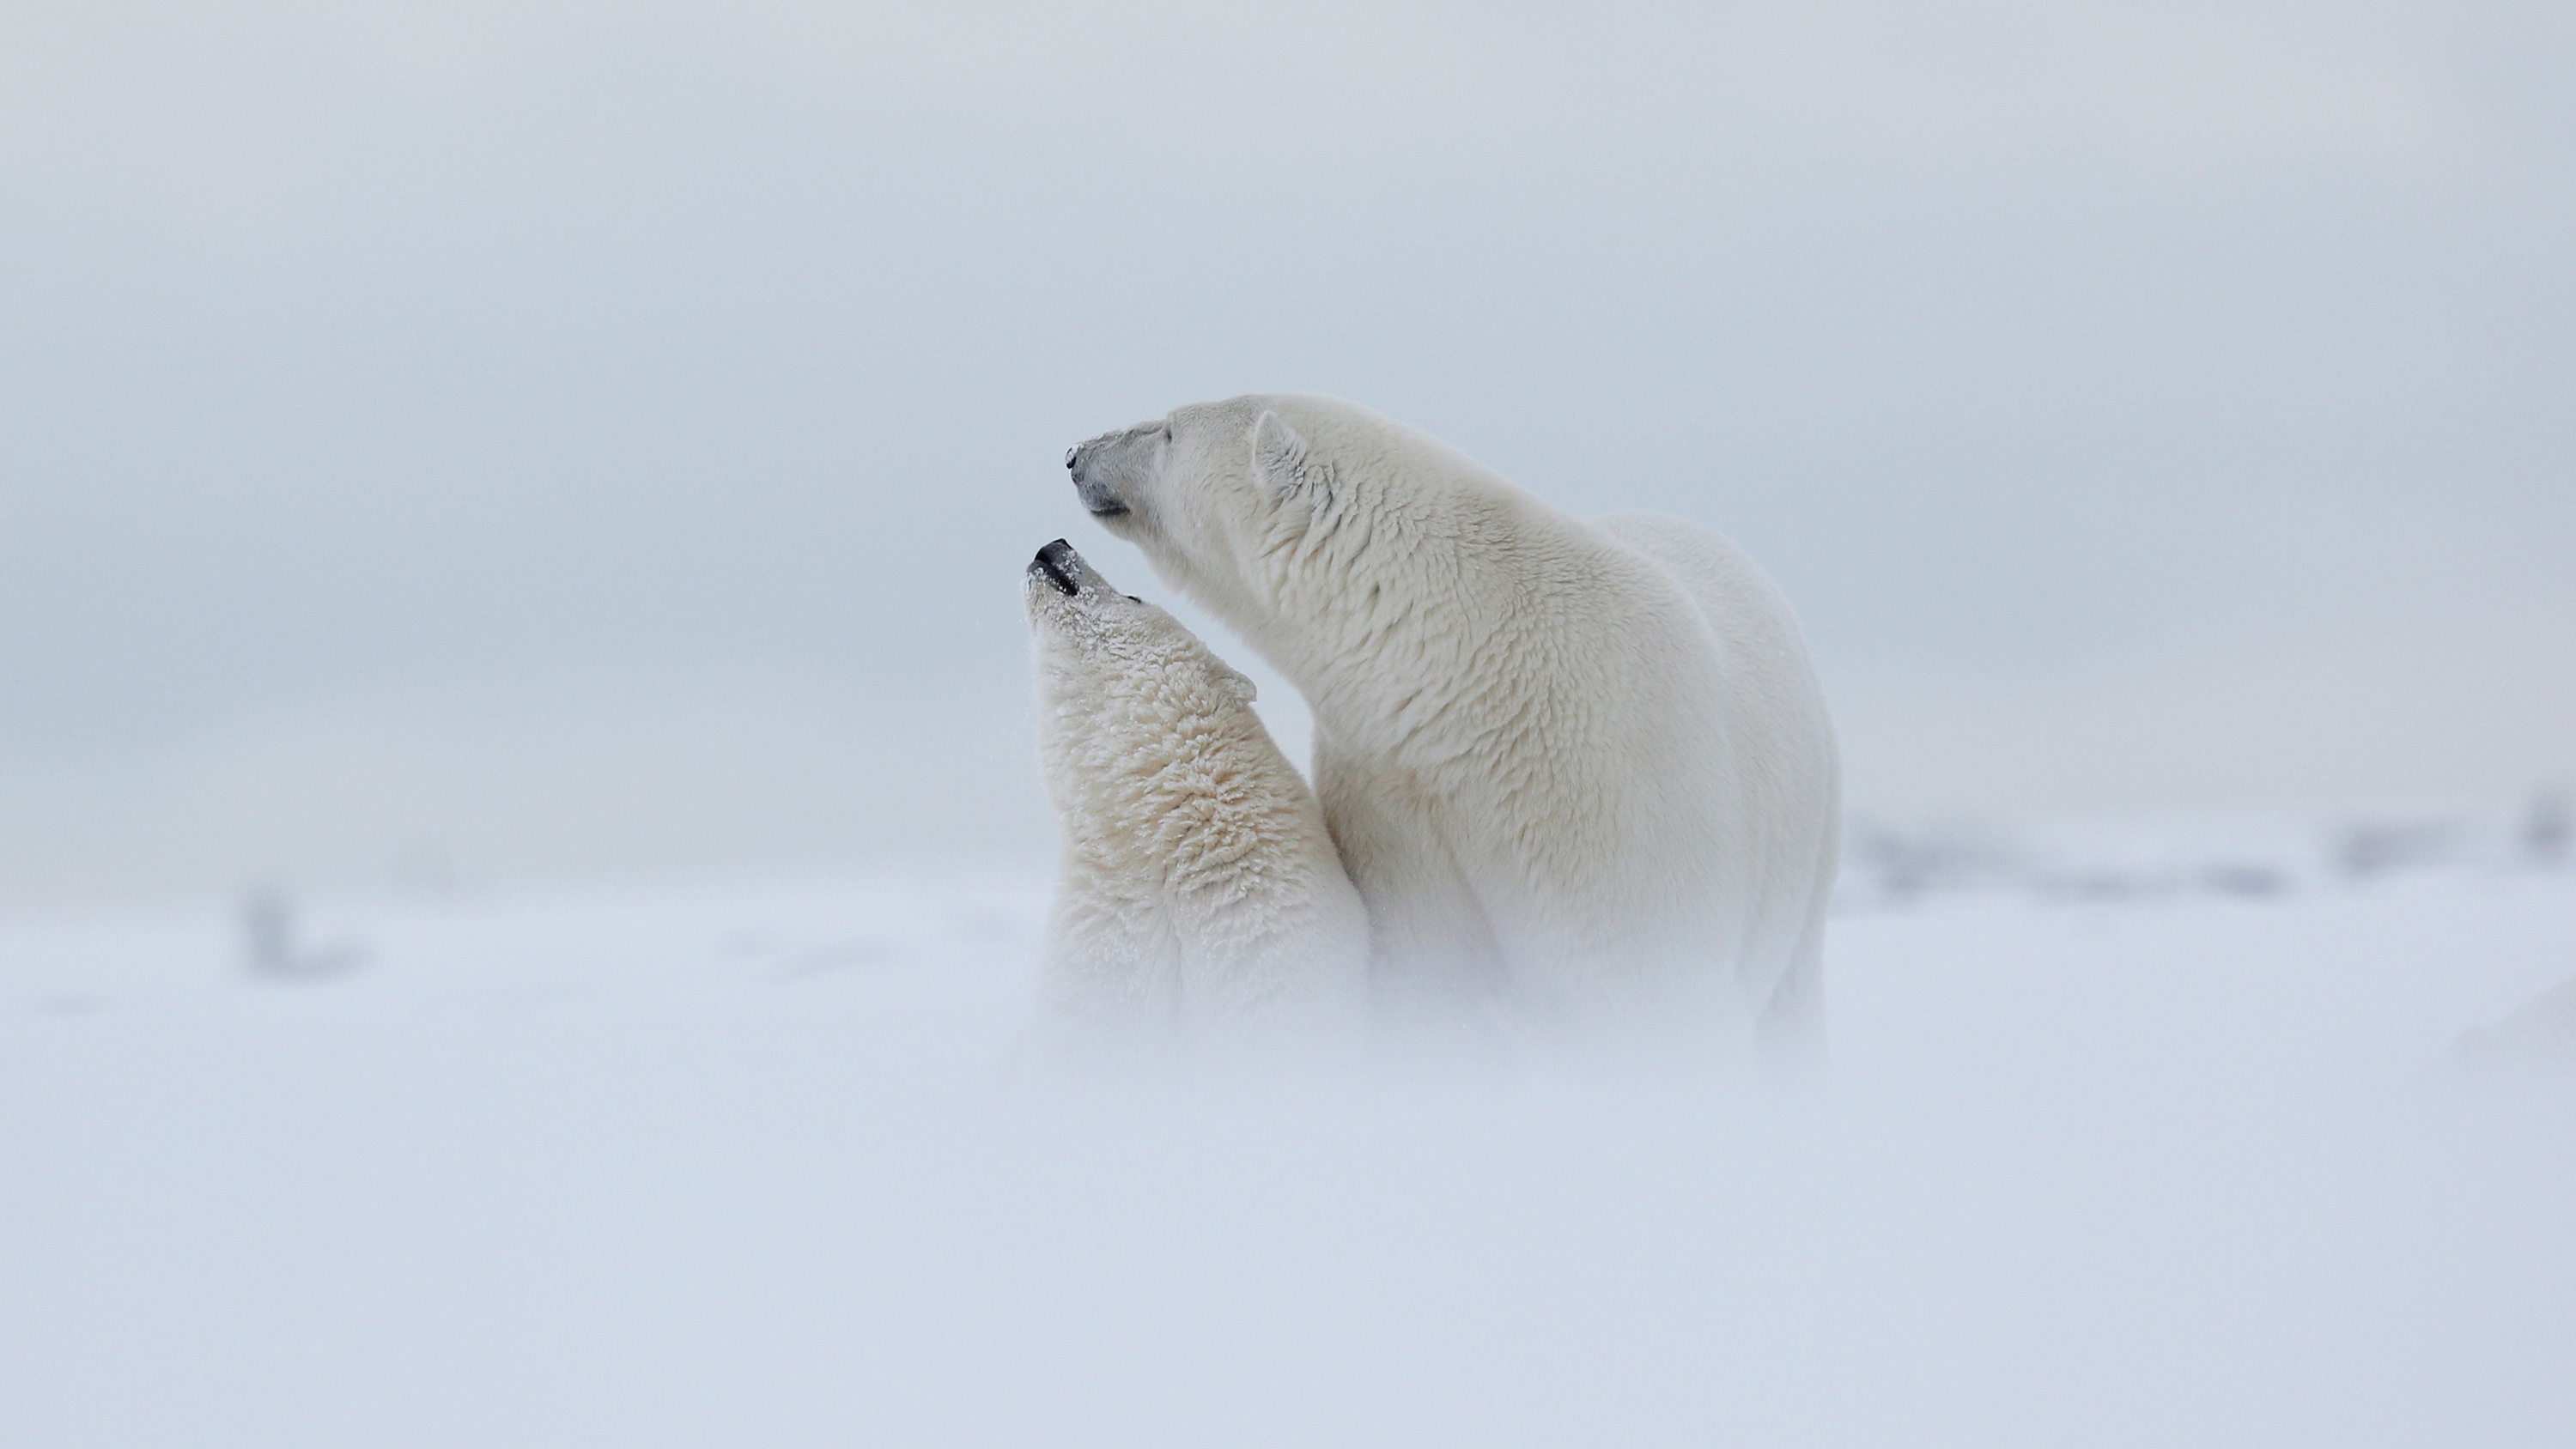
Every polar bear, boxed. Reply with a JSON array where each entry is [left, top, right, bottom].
[[1023, 537, 1369, 1056], [1066, 396, 1840, 1058]]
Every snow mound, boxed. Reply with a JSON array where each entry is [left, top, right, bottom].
[[3, 847, 2571, 1446]]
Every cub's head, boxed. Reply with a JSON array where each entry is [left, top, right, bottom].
[[1023, 538, 1256, 731], [1063, 394, 1364, 634]]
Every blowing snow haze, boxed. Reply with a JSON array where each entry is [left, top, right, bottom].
[[3, 2, 2572, 905]]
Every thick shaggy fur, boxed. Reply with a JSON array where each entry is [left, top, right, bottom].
[[1024, 541, 1368, 1055], [1068, 396, 1840, 1057]]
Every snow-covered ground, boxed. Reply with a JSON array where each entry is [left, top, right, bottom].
[[4, 832, 2571, 1447]]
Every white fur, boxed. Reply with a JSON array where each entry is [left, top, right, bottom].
[[1023, 542, 1369, 1058], [1069, 395, 1841, 1058]]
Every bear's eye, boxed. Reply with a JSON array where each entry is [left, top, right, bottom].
[[1161, 421, 1173, 443]]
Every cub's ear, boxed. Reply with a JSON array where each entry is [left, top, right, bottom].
[[1210, 658, 1258, 705], [1250, 410, 1315, 497]]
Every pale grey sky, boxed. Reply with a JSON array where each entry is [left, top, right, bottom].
[[4, 2, 2570, 905]]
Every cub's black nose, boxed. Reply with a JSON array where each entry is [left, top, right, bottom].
[[1033, 538, 1079, 597], [1064, 447, 1079, 471]]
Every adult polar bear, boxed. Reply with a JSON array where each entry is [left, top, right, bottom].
[[1067, 394, 1839, 1058]]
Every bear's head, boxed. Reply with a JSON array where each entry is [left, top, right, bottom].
[[1024, 537, 1257, 729], [1064, 394, 1393, 645]]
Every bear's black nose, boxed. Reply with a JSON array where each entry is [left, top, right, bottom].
[[1033, 538, 1079, 597], [1064, 447, 1079, 471]]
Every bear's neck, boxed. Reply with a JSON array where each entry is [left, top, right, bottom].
[[1047, 694, 1293, 893], [1241, 489, 1558, 765]]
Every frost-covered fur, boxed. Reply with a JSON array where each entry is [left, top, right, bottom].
[[1067, 396, 1840, 1058], [1024, 539, 1368, 1056]]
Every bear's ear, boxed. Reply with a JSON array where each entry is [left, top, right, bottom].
[[1250, 410, 1315, 498], [1209, 658, 1258, 705]]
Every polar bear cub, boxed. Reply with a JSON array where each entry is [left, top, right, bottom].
[[1023, 538, 1368, 1055]]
